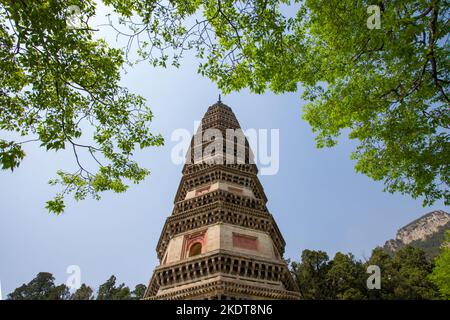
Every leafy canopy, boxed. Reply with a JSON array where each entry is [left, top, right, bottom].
[[7, 272, 70, 300], [0, 0, 163, 214], [2, 0, 448, 213], [7, 272, 147, 300], [291, 246, 441, 299], [104, 0, 449, 206]]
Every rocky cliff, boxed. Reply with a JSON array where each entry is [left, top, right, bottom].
[[384, 210, 450, 259]]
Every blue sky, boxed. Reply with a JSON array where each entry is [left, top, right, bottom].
[[0, 4, 447, 297]]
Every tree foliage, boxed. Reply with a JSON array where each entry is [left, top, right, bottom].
[[96, 275, 147, 300], [70, 283, 94, 300], [97, 275, 131, 300], [2, 0, 448, 212], [7, 272, 70, 300], [103, 0, 449, 206], [7, 272, 147, 300], [326, 252, 367, 299], [291, 249, 332, 299], [7, 247, 443, 300], [0, 0, 163, 214], [291, 246, 441, 299], [429, 230, 450, 299]]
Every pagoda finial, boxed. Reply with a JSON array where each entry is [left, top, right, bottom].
[[218, 94, 222, 103]]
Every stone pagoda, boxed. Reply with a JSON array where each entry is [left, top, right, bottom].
[[143, 99, 300, 300]]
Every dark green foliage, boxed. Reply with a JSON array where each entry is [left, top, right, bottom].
[[70, 283, 94, 300], [3, 0, 447, 213], [96, 275, 131, 300], [384, 222, 450, 259], [292, 246, 441, 300], [7, 272, 70, 300], [7, 273, 146, 300], [409, 222, 450, 259], [0, 0, 163, 214], [131, 283, 147, 300], [390, 247, 438, 299], [103, 0, 449, 206], [95, 275, 147, 300]]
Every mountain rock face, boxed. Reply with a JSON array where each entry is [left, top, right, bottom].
[[384, 210, 450, 259]]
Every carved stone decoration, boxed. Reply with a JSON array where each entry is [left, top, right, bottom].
[[143, 100, 300, 300], [181, 229, 207, 259]]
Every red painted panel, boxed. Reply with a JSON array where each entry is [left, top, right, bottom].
[[233, 233, 259, 251]]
